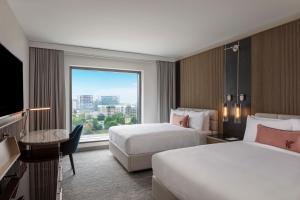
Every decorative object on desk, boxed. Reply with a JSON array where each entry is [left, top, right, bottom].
[[21, 107, 50, 137], [60, 125, 83, 175], [0, 137, 20, 181]]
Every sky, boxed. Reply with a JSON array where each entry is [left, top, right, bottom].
[[72, 68, 139, 104]]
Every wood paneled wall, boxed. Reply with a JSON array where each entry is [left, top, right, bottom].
[[252, 19, 300, 115], [179, 18, 300, 134], [180, 47, 224, 132]]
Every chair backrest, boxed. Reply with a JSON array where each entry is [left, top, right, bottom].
[[61, 125, 83, 155], [69, 125, 81, 138]]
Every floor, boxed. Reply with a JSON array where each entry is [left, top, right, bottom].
[[62, 149, 153, 200]]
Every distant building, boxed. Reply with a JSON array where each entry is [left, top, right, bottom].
[[97, 104, 137, 117], [72, 99, 79, 111], [80, 95, 93, 110], [125, 105, 137, 117], [101, 96, 120, 105]]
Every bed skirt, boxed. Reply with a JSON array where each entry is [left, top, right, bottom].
[[109, 141, 155, 172], [152, 176, 179, 200]]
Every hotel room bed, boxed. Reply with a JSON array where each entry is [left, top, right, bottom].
[[152, 141, 300, 200], [109, 108, 218, 172], [152, 113, 300, 200]]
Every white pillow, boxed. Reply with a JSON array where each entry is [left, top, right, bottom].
[[243, 115, 293, 142], [185, 111, 206, 130], [202, 111, 210, 131], [292, 119, 300, 130], [170, 109, 185, 123]]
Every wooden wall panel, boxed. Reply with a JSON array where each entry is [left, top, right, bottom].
[[252, 19, 300, 115], [180, 47, 224, 132]]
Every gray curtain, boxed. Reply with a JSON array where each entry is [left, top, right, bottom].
[[29, 47, 66, 131], [157, 61, 176, 123]]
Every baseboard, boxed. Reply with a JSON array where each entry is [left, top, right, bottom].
[[77, 141, 109, 152]]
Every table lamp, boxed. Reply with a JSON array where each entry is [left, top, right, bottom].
[[21, 107, 51, 137]]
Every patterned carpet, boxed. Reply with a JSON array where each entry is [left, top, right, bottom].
[[62, 149, 153, 200]]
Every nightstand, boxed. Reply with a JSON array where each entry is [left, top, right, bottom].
[[206, 134, 241, 144]]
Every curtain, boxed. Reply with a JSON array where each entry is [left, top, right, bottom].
[[157, 61, 176, 123], [29, 47, 65, 131]]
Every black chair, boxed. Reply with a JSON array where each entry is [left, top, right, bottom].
[[61, 125, 83, 175]]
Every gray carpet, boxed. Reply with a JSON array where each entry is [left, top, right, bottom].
[[62, 149, 153, 200]]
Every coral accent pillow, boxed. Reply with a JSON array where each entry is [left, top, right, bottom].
[[171, 114, 189, 128], [255, 125, 300, 153]]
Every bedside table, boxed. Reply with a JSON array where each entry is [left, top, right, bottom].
[[206, 134, 241, 144]]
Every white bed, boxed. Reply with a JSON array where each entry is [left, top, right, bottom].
[[152, 142, 300, 200], [152, 113, 300, 200], [110, 123, 206, 155], [109, 108, 218, 172]]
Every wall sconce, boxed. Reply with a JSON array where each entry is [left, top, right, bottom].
[[234, 94, 245, 124], [223, 103, 229, 122], [234, 102, 241, 124], [223, 94, 232, 122]]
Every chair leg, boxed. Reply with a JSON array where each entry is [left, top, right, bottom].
[[69, 154, 76, 175]]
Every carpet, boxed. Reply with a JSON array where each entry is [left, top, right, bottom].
[[62, 149, 153, 200]]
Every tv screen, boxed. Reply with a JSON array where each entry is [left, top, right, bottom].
[[0, 43, 23, 117]]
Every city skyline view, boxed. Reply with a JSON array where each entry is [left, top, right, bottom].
[[72, 68, 139, 104], [71, 68, 140, 140]]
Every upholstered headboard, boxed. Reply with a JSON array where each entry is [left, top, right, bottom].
[[177, 108, 218, 132], [255, 113, 300, 120]]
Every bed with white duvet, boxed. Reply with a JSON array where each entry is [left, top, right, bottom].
[[152, 113, 300, 200], [109, 108, 218, 172]]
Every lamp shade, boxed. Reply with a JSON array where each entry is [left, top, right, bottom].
[[223, 103, 229, 122], [234, 103, 241, 124]]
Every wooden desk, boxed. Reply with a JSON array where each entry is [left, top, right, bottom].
[[20, 129, 69, 146]]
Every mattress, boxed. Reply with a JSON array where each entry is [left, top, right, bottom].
[[109, 123, 207, 155], [152, 142, 300, 200]]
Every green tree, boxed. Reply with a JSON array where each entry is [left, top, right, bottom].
[[130, 116, 137, 124], [104, 113, 125, 129], [72, 113, 85, 128], [92, 118, 103, 130], [97, 114, 105, 121]]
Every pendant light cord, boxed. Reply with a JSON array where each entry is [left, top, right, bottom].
[[236, 41, 240, 104]]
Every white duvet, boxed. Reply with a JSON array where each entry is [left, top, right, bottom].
[[152, 142, 300, 200], [109, 123, 207, 155]]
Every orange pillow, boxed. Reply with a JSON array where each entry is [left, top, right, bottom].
[[255, 124, 300, 153], [171, 114, 189, 128]]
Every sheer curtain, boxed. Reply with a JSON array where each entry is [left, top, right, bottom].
[[29, 47, 66, 131], [157, 61, 176, 123]]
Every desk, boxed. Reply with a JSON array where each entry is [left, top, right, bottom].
[[20, 129, 69, 146], [0, 149, 61, 200]]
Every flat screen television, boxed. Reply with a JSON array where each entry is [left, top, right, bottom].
[[0, 43, 23, 118]]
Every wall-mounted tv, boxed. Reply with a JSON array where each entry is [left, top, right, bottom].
[[0, 43, 24, 118]]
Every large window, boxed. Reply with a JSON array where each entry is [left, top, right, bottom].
[[71, 67, 141, 142]]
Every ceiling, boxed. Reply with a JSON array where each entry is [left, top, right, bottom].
[[8, 0, 300, 59]]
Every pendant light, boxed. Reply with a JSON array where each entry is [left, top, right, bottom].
[[234, 42, 241, 124]]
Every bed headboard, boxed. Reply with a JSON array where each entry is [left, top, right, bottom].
[[255, 113, 300, 120], [177, 108, 218, 132]]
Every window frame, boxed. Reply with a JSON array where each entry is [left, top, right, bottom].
[[69, 66, 142, 141]]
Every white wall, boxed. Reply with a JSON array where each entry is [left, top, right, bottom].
[[0, 0, 29, 108], [65, 55, 158, 130]]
